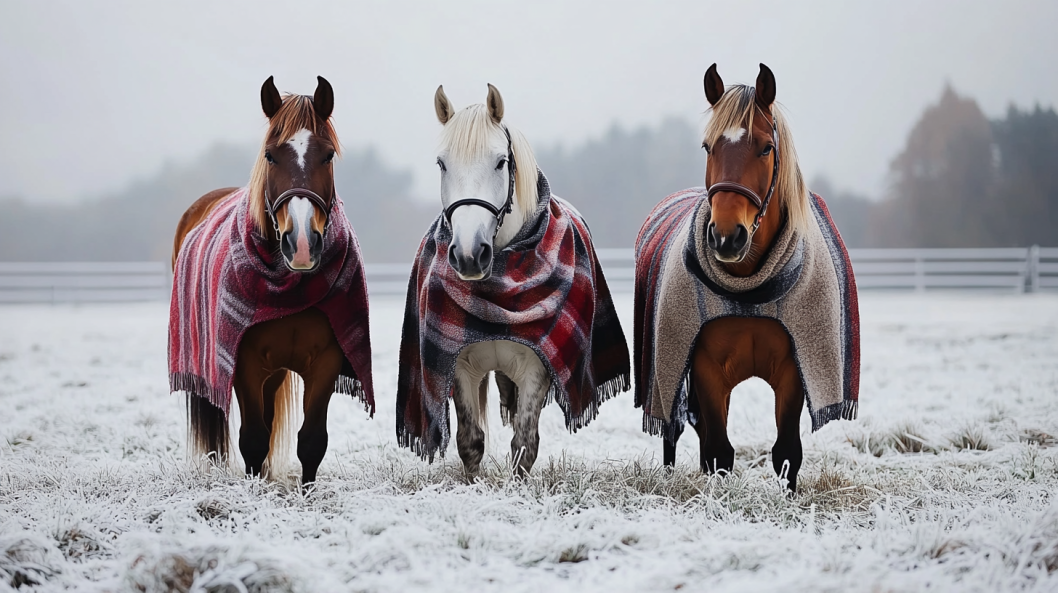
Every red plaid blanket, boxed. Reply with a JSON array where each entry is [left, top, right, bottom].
[[396, 173, 630, 460], [168, 188, 374, 415]]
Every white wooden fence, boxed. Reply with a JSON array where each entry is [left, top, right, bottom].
[[2, 247, 1057, 303]]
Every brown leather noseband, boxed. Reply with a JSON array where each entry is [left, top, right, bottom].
[[265, 187, 332, 239]]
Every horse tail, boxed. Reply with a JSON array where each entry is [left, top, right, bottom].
[[264, 371, 302, 481], [187, 394, 230, 464]]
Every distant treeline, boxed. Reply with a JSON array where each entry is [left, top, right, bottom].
[[1, 88, 1055, 262]]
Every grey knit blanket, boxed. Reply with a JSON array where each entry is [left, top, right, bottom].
[[633, 188, 860, 441]]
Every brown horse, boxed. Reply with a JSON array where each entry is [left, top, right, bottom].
[[649, 64, 831, 491], [172, 76, 349, 484]]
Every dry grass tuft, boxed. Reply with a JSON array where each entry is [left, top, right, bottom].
[[126, 546, 294, 593], [948, 424, 993, 451]]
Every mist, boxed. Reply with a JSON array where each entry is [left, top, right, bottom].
[[2, 0, 1055, 207]]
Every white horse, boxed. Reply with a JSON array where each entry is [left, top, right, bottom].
[[433, 84, 550, 475]]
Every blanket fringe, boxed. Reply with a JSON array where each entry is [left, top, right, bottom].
[[334, 374, 373, 417], [563, 372, 631, 433], [171, 372, 232, 416], [397, 426, 444, 463], [809, 399, 858, 432], [174, 371, 374, 418]]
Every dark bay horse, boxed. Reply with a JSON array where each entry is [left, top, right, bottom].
[[172, 76, 350, 484], [636, 64, 858, 492]]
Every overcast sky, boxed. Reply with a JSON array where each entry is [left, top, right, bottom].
[[1, 0, 1055, 204]]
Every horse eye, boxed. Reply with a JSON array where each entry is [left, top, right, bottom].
[[265, 151, 275, 164], [436, 158, 446, 172], [702, 142, 711, 154], [761, 145, 773, 156], [323, 151, 335, 164], [495, 158, 507, 171]]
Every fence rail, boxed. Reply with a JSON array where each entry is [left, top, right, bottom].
[[2, 246, 1057, 302]]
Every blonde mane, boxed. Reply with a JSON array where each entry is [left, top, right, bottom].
[[439, 104, 540, 221], [248, 94, 340, 232], [703, 85, 810, 233]]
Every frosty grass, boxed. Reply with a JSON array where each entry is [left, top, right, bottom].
[[1, 293, 1057, 592]]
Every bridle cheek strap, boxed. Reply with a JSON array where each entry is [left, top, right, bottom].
[[443, 125, 517, 238], [265, 187, 332, 239], [706, 118, 781, 233]]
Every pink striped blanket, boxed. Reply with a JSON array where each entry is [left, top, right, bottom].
[[168, 188, 374, 415]]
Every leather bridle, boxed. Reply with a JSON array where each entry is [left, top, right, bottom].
[[265, 187, 332, 239], [442, 125, 517, 237], [706, 113, 780, 233]]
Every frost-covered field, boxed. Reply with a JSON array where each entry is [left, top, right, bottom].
[[2, 292, 1058, 592]]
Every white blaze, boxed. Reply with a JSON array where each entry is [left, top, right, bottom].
[[723, 127, 746, 143], [287, 196, 316, 268], [287, 128, 313, 170]]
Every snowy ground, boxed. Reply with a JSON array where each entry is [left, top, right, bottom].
[[1, 292, 1058, 592]]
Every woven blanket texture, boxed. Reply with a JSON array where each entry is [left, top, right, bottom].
[[396, 173, 630, 460], [633, 188, 859, 441], [168, 188, 374, 415]]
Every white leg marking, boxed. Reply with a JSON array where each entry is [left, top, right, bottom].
[[287, 128, 313, 170]]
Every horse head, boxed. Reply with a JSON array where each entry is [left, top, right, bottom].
[[256, 76, 338, 272], [433, 84, 537, 281], [702, 63, 780, 265]]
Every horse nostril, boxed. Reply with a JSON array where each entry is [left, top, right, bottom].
[[732, 225, 749, 251], [282, 233, 296, 258], [476, 243, 492, 271], [448, 246, 459, 270], [309, 231, 322, 254], [707, 223, 720, 249]]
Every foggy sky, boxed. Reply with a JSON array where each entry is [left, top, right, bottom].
[[1, 0, 1055, 204]]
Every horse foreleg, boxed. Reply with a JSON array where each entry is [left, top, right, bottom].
[[233, 363, 272, 477], [510, 369, 549, 476], [770, 365, 805, 492], [297, 347, 343, 485], [664, 424, 683, 466], [690, 358, 735, 476], [452, 372, 488, 477]]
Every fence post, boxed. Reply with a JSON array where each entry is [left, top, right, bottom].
[[1029, 245, 1040, 293], [914, 256, 925, 293]]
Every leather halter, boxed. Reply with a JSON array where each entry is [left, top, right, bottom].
[[265, 187, 332, 239], [443, 125, 517, 236], [706, 114, 780, 233]]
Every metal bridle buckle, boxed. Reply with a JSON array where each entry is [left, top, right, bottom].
[[442, 125, 517, 239]]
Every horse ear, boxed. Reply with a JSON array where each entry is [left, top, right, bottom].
[[486, 83, 504, 124], [313, 76, 334, 121], [704, 63, 724, 106], [261, 76, 283, 119], [755, 63, 776, 110], [434, 85, 455, 124]]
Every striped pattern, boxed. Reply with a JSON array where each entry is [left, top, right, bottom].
[[396, 173, 630, 461], [634, 188, 859, 442], [168, 188, 374, 416]]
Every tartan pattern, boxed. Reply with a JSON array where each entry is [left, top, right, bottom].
[[634, 188, 859, 441], [396, 172, 630, 461], [168, 188, 374, 416]]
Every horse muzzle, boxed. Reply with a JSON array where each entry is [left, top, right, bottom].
[[448, 242, 493, 281], [707, 221, 750, 263], [281, 229, 323, 271]]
